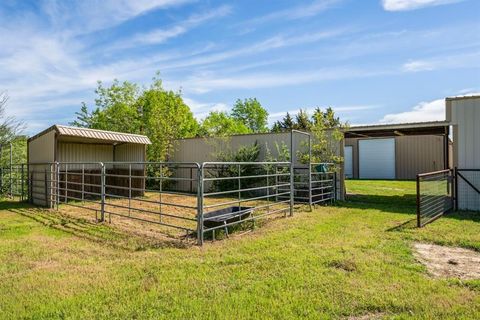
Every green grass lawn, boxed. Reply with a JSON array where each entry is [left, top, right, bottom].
[[1, 180, 479, 319]]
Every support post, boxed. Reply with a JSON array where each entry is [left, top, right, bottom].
[[289, 130, 294, 216], [197, 164, 204, 245], [21, 164, 24, 201], [56, 163, 60, 210], [454, 167, 458, 211], [308, 134, 312, 211], [416, 174, 421, 227], [9, 142, 12, 198], [100, 163, 106, 222]]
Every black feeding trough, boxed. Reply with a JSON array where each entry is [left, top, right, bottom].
[[202, 206, 253, 236]]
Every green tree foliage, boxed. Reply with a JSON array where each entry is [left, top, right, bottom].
[[199, 111, 251, 137], [71, 75, 199, 161], [294, 109, 312, 131], [304, 107, 348, 165], [0, 92, 24, 146], [231, 98, 269, 133]]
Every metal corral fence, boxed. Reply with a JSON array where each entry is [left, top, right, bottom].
[[2, 161, 314, 245], [286, 163, 337, 207], [0, 164, 28, 199], [416, 169, 454, 227]]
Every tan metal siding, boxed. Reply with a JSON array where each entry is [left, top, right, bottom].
[[395, 135, 444, 180], [28, 130, 55, 163], [172, 132, 305, 164], [28, 130, 56, 207], [57, 143, 113, 170], [344, 138, 359, 179]]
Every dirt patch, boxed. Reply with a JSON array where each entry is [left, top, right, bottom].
[[413, 243, 480, 280], [346, 312, 386, 320]]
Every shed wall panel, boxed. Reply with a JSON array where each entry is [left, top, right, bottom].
[[28, 130, 56, 206], [449, 96, 480, 211], [395, 135, 445, 180]]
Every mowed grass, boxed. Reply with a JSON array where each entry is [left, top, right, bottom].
[[0, 180, 479, 319]]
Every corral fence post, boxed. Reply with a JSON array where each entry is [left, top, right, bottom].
[[196, 163, 204, 246], [55, 162, 60, 210], [289, 130, 294, 216], [100, 163, 106, 222], [454, 167, 458, 211], [416, 173, 421, 227]]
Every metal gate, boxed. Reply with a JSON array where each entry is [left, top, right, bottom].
[[416, 169, 454, 227]]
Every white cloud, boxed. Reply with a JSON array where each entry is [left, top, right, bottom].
[[382, 0, 464, 11], [42, 0, 195, 35], [379, 98, 445, 123], [242, 0, 342, 27], [113, 5, 232, 49], [402, 51, 480, 72]]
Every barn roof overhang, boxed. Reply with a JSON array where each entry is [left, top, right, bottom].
[[28, 125, 152, 145], [345, 121, 450, 138]]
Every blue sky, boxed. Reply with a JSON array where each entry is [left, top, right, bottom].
[[0, 0, 479, 134]]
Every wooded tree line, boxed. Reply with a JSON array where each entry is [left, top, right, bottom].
[[70, 76, 347, 162]]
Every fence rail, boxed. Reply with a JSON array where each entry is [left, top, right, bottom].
[[416, 169, 454, 227]]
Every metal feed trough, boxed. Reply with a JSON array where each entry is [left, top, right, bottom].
[[202, 206, 254, 238]]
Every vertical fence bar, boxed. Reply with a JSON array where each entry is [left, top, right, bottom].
[[81, 165, 85, 203], [454, 167, 458, 211], [56, 163, 60, 210], [21, 164, 24, 201], [197, 164, 204, 246], [9, 143, 12, 197], [308, 137, 312, 210], [44, 168, 48, 207], [289, 130, 294, 216], [238, 164, 241, 208], [159, 163, 162, 222], [64, 165, 68, 203], [416, 174, 421, 227], [100, 163, 105, 222], [129, 164, 132, 216]]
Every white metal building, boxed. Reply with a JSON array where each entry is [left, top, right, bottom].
[[447, 95, 480, 211]]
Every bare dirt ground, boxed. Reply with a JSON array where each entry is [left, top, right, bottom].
[[413, 242, 480, 280]]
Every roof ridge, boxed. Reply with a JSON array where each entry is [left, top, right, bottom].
[[54, 124, 149, 138]]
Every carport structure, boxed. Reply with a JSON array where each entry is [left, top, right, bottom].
[[344, 121, 451, 180]]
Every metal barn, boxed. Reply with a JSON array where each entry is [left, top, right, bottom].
[[27, 125, 151, 207], [171, 130, 345, 201], [345, 121, 451, 180], [447, 95, 480, 211]]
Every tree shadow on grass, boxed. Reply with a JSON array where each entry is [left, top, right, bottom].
[[1, 201, 193, 251], [340, 194, 416, 215]]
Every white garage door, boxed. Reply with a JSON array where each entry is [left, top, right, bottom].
[[359, 138, 395, 179], [344, 146, 353, 178]]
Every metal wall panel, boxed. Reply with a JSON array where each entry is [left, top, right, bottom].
[[57, 143, 113, 170], [448, 96, 480, 211], [344, 146, 353, 178], [395, 135, 445, 180], [359, 138, 396, 179]]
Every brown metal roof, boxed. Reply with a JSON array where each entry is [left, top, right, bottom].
[[28, 125, 151, 145], [345, 121, 449, 138]]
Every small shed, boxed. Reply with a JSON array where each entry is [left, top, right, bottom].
[[28, 125, 151, 207]]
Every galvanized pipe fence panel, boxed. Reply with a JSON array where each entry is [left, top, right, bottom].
[[1, 160, 339, 245], [416, 169, 454, 227]]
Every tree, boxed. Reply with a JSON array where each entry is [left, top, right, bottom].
[[199, 111, 251, 137], [0, 92, 24, 145], [71, 74, 199, 162], [280, 112, 295, 131], [231, 98, 269, 133], [305, 107, 348, 165], [294, 109, 312, 131]]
